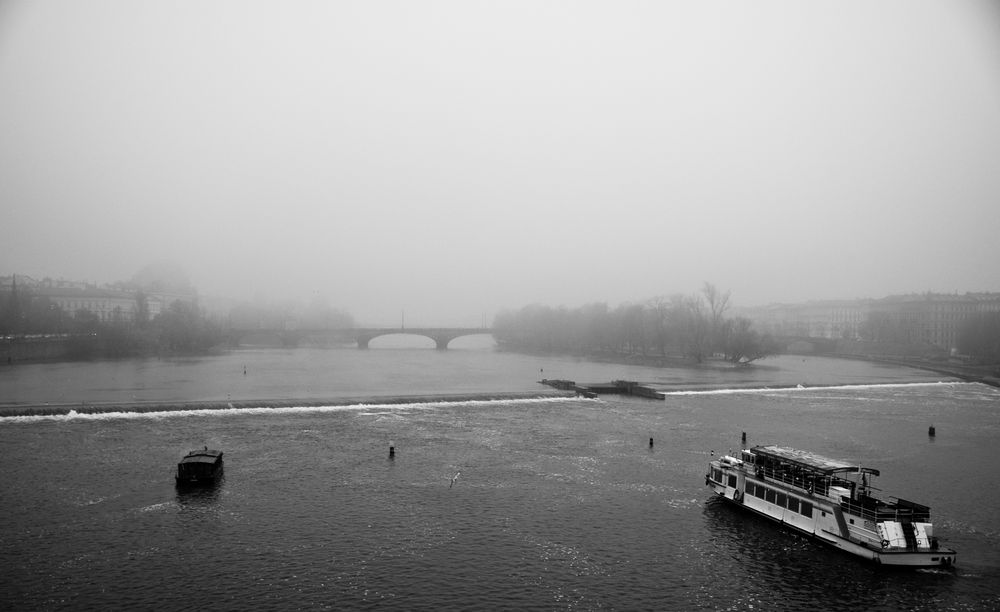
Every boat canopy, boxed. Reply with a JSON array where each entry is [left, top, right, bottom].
[[179, 450, 223, 464], [752, 445, 880, 477]]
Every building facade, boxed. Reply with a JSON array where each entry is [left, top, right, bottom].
[[736, 292, 1000, 354], [1, 275, 192, 324]]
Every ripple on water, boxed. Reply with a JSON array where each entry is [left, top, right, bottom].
[[2, 384, 999, 610]]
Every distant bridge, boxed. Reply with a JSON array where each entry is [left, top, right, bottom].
[[354, 327, 494, 350], [227, 327, 494, 350]]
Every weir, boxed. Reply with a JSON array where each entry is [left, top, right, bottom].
[[0, 391, 576, 418], [540, 379, 665, 399]]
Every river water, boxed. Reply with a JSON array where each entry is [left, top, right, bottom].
[[2, 341, 999, 610]]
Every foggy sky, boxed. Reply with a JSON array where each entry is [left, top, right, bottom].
[[2, 1, 999, 326]]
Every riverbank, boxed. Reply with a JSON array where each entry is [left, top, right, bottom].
[[507, 346, 1000, 389], [866, 357, 1000, 389], [0, 390, 576, 418], [498, 346, 751, 370]]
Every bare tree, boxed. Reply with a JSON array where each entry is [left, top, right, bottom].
[[702, 282, 731, 352], [668, 294, 710, 363], [721, 316, 777, 364], [645, 295, 671, 356]]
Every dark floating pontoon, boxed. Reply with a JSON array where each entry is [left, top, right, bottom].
[[175, 447, 224, 486]]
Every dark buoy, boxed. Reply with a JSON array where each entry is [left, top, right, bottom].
[[649, 437, 654, 448], [928, 425, 936, 437], [389, 440, 395, 459], [741, 431, 747, 447]]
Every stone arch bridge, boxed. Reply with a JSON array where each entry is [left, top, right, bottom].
[[354, 327, 494, 350], [228, 327, 494, 350]]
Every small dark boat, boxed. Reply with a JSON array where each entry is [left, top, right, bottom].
[[175, 447, 224, 485]]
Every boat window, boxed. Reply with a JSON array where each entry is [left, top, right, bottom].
[[776, 493, 787, 507], [728, 474, 737, 488], [713, 468, 723, 482], [754, 485, 765, 499], [801, 502, 813, 518], [765, 489, 776, 504], [787, 498, 800, 513]]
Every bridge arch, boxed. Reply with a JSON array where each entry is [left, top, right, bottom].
[[356, 328, 494, 350]]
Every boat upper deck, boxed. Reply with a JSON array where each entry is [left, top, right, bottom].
[[751, 445, 880, 477]]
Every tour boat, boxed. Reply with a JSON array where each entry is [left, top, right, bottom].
[[175, 448, 224, 486], [706, 444, 956, 567]]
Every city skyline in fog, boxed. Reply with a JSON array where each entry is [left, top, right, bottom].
[[3, 1, 999, 327]]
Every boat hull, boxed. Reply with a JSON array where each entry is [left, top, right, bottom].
[[174, 468, 222, 487], [708, 482, 956, 568]]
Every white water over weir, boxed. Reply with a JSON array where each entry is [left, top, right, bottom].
[[0, 392, 577, 421], [659, 381, 971, 396]]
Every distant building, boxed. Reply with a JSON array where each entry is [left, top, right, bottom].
[[738, 300, 868, 341], [1, 274, 196, 324], [735, 292, 1000, 354], [868, 292, 1000, 352], [35, 286, 152, 323]]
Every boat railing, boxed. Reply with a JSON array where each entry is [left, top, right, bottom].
[[840, 498, 931, 523], [751, 467, 816, 495], [752, 468, 934, 524]]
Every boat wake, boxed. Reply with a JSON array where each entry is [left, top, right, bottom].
[[136, 501, 175, 514]]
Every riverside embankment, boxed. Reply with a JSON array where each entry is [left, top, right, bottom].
[[856, 357, 1000, 389], [538, 348, 1000, 390]]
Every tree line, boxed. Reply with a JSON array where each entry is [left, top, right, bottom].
[[1, 287, 224, 358], [493, 283, 779, 365], [1, 284, 358, 360], [227, 296, 354, 331]]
